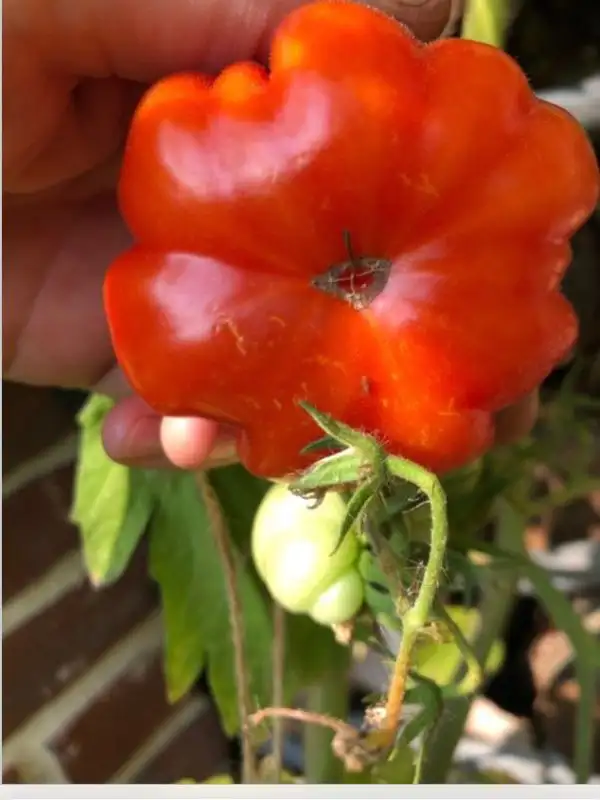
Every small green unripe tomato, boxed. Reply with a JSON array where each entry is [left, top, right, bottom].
[[251, 483, 364, 626]]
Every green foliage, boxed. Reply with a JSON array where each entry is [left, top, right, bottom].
[[69, 394, 356, 741], [70, 394, 156, 586], [149, 472, 273, 731], [150, 471, 352, 731], [68, 382, 600, 785], [370, 747, 415, 784]]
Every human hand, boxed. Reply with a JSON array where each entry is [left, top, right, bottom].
[[3, 0, 537, 470]]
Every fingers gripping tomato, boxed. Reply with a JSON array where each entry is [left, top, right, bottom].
[[251, 484, 364, 626], [104, 0, 599, 480]]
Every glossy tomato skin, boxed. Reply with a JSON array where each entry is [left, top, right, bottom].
[[251, 483, 365, 626], [105, 0, 600, 480]]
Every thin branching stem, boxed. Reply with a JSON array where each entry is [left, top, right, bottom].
[[249, 707, 355, 739], [271, 603, 286, 783], [196, 472, 256, 783]]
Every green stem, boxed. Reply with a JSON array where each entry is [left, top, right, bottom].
[[420, 500, 523, 783], [303, 650, 351, 783], [461, 0, 514, 47], [376, 457, 448, 744]]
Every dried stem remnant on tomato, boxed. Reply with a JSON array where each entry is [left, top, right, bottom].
[[105, 0, 599, 481], [312, 230, 393, 310]]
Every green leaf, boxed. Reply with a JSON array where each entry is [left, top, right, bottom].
[[149, 473, 273, 732], [148, 477, 207, 703], [334, 479, 379, 553], [301, 435, 344, 455], [299, 401, 380, 456], [71, 393, 155, 586], [76, 392, 114, 427], [401, 674, 443, 748], [403, 673, 445, 784], [290, 450, 364, 493]]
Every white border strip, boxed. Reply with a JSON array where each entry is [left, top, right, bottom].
[[2, 784, 600, 798]]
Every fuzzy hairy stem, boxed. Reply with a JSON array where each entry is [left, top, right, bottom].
[[371, 457, 449, 749]]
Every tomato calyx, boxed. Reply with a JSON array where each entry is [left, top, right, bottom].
[[312, 231, 392, 310]]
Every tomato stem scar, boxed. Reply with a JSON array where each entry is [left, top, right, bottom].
[[312, 230, 392, 310]]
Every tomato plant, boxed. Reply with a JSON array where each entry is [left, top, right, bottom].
[[252, 482, 364, 626], [58, 0, 600, 788], [103, 0, 599, 480]]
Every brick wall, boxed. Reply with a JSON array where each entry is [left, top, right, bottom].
[[2, 384, 230, 784]]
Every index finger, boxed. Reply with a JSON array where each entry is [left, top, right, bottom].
[[12, 0, 462, 82]]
